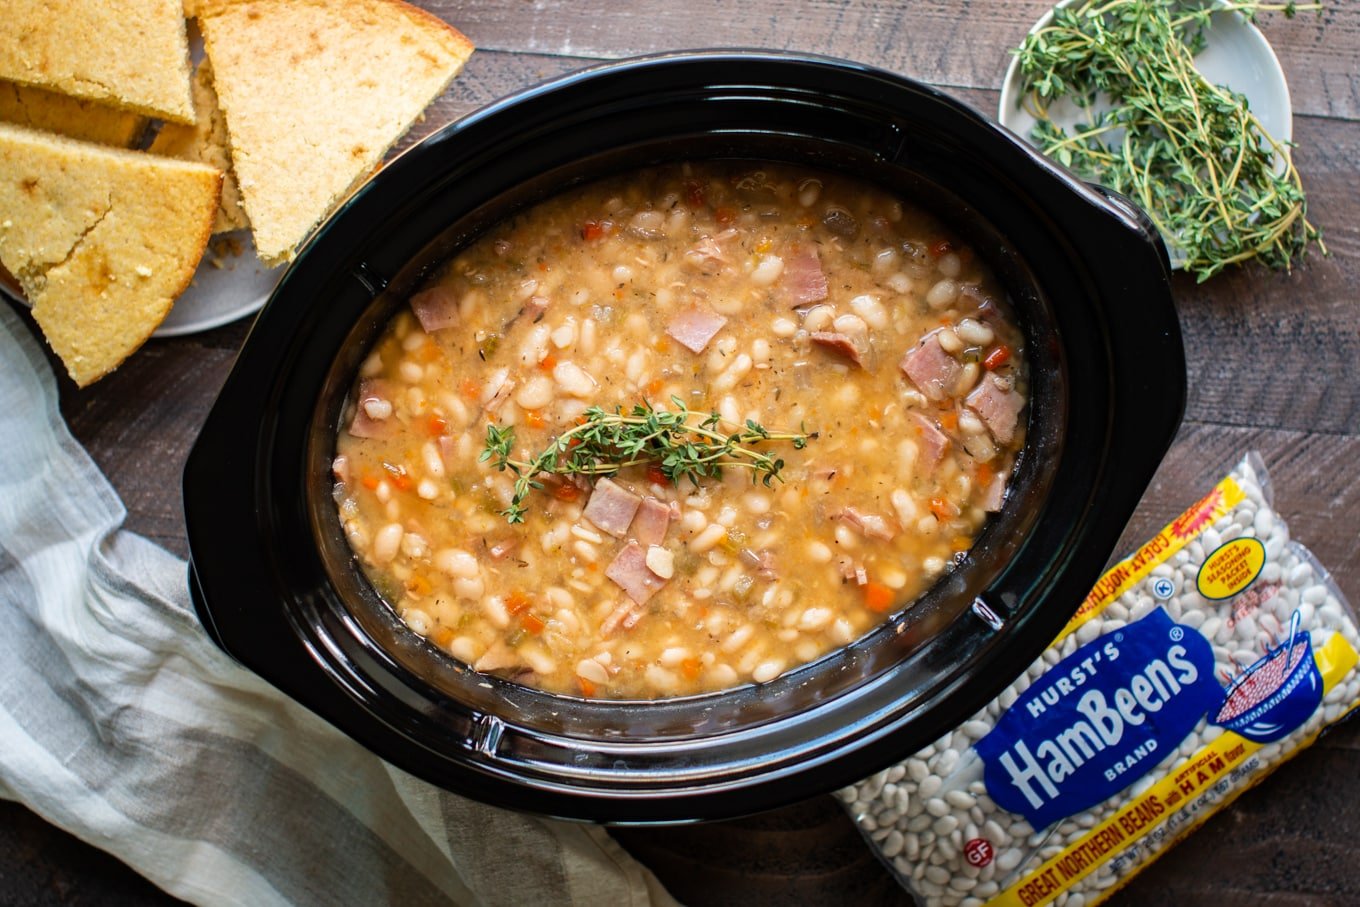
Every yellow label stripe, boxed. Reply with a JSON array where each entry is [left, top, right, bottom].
[[1056, 476, 1246, 642]]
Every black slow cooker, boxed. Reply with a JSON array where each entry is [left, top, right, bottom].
[[183, 52, 1185, 823]]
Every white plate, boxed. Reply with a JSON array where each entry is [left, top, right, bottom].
[[1, 228, 280, 337], [998, 1, 1293, 267], [154, 230, 280, 336]]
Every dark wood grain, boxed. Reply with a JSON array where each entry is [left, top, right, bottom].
[[430, 0, 1357, 120], [6, 1, 1359, 905]]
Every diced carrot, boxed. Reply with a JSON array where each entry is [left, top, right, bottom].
[[383, 462, 411, 491], [647, 465, 670, 487], [975, 461, 995, 488], [715, 206, 737, 226], [360, 473, 380, 491], [930, 238, 953, 257], [520, 612, 545, 634], [984, 345, 1012, 369], [645, 378, 665, 397], [506, 591, 532, 614], [539, 353, 558, 371], [929, 497, 959, 520], [755, 238, 773, 254], [407, 574, 432, 596], [613, 287, 625, 301], [459, 377, 480, 400], [951, 535, 974, 552], [432, 626, 455, 648], [939, 410, 959, 431], [552, 483, 582, 502], [581, 220, 605, 241], [537, 261, 548, 272], [418, 341, 442, 363], [863, 582, 895, 613], [524, 410, 547, 430], [578, 676, 597, 698], [681, 658, 702, 681], [427, 414, 448, 436]]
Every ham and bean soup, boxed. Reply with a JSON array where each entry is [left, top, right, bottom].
[[331, 162, 1029, 699]]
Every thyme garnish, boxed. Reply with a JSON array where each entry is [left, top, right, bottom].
[[479, 397, 815, 523], [1014, 0, 1324, 281]]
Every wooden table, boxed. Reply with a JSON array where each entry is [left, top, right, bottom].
[[5, 1, 1358, 903]]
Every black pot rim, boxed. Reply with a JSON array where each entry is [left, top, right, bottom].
[[184, 50, 1185, 823]]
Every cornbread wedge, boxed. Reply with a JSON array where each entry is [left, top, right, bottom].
[[0, 123, 221, 386], [0, 0, 195, 124], [149, 60, 248, 233], [0, 81, 149, 148], [199, 0, 473, 266]]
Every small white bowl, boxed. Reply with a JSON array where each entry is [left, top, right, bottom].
[[998, 1, 1293, 268]]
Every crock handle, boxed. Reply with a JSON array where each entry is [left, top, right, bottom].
[[1085, 183, 1160, 244]]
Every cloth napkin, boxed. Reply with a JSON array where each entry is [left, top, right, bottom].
[[0, 304, 676, 907]]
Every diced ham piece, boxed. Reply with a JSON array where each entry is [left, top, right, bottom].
[[438, 434, 458, 469], [739, 547, 777, 581], [684, 229, 736, 274], [632, 497, 673, 547], [834, 507, 897, 541], [911, 412, 951, 468], [605, 541, 669, 604], [348, 378, 398, 439], [900, 331, 961, 401], [780, 244, 828, 307], [582, 477, 642, 538], [666, 307, 728, 354], [523, 295, 550, 322], [810, 331, 865, 367], [967, 375, 1026, 445], [483, 368, 515, 415], [600, 601, 643, 637], [488, 538, 521, 560], [409, 285, 460, 332], [979, 471, 1009, 512]]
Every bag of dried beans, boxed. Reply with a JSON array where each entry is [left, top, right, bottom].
[[839, 453, 1360, 906]]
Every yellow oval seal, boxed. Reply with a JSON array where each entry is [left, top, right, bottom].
[[1197, 537, 1267, 600]]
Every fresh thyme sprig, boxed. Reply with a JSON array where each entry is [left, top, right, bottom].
[[479, 397, 815, 523], [1014, 0, 1324, 282]]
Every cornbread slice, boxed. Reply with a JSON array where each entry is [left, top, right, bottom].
[[0, 0, 194, 124], [149, 60, 248, 233], [199, 0, 473, 266], [0, 81, 149, 148], [0, 123, 221, 386]]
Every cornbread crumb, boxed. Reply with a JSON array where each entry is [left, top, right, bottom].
[[149, 59, 248, 233], [199, 0, 473, 266], [0, 0, 195, 123], [0, 80, 149, 147], [0, 123, 221, 385]]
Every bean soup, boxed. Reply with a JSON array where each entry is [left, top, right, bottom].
[[331, 162, 1028, 699]]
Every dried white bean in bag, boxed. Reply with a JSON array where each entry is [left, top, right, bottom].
[[841, 453, 1360, 907]]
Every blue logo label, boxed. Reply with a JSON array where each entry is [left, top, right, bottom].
[[975, 609, 1221, 829]]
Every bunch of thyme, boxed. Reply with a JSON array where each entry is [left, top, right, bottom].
[[1014, 0, 1324, 281], [480, 397, 814, 523]]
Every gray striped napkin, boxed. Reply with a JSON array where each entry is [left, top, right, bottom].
[[0, 304, 674, 907]]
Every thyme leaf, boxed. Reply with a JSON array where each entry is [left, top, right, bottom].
[[1013, 0, 1325, 281], [480, 396, 815, 523]]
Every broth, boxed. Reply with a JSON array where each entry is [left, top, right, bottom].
[[332, 162, 1028, 698]]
